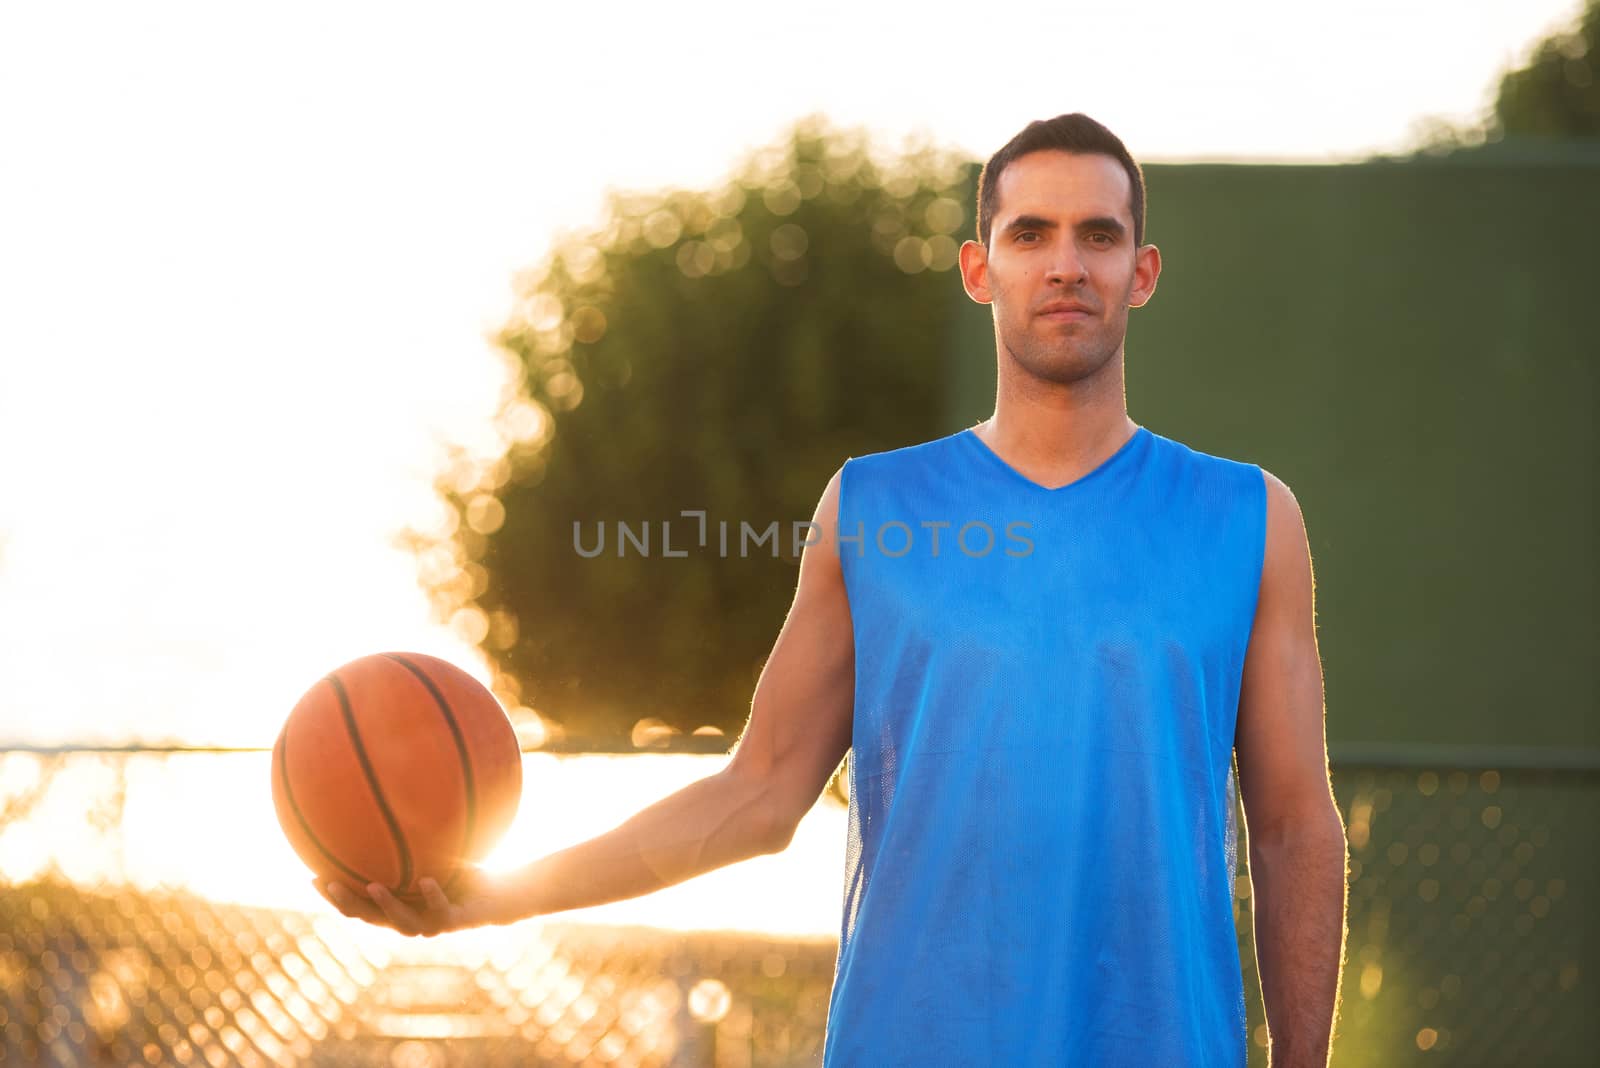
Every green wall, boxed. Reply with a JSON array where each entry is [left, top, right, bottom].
[[947, 154, 1597, 749]]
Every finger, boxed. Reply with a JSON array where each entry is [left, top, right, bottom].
[[368, 883, 425, 936], [419, 877, 452, 915], [319, 880, 378, 921], [311, 877, 340, 909]]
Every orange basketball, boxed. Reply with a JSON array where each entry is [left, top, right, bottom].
[[271, 652, 522, 904]]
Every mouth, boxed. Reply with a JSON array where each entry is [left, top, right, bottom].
[[1036, 305, 1094, 322]]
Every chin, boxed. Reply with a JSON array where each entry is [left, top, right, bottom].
[[1019, 355, 1099, 386], [1007, 340, 1114, 385]]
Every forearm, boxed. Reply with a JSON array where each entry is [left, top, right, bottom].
[[499, 765, 787, 921], [1249, 808, 1348, 1068]]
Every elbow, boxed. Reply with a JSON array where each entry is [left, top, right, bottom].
[[1248, 797, 1348, 856], [758, 812, 800, 856], [753, 790, 806, 855], [718, 764, 804, 857]]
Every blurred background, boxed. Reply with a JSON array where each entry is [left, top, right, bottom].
[[0, 0, 1594, 1064]]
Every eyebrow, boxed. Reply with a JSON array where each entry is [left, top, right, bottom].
[[1000, 214, 1059, 237], [1076, 216, 1128, 239], [1000, 214, 1128, 239]]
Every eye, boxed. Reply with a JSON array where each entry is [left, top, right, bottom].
[[1015, 231, 1039, 244], [1087, 232, 1114, 246]]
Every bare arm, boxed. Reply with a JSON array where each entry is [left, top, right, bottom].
[[1235, 471, 1348, 1068], [322, 468, 856, 934]]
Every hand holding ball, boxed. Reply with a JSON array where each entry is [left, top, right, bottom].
[[271, 652, 522, 910]]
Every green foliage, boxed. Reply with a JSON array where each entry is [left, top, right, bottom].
[[425, 119, 976, 742], [1494, 0, 1599, 138], [1410, 1, 1599, 152]]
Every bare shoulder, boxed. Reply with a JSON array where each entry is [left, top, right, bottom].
[[798, 465, 846, 577], [1260, 467, 1304, 522], [1256, 467, 1314, 593], [815, 465, 844, 534]]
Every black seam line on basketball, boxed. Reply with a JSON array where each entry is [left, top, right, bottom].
[[275, 730, 375, 889], [326, 671, 414, 890], [383, 652, 477, 864]]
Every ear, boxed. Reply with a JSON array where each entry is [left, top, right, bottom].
[[958, 239, 993, 305], [1128, 243, 1161, 308]]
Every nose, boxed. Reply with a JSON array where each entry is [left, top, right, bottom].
[[1045, 244, 1088, 286]]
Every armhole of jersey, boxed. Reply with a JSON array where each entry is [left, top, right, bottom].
[[836, 458, 863, 759], [1228, 464, 1272, 754], [1242, 463, 1271, 648], [1232, 465, 1271, 868], [837, 457, 859, 599]]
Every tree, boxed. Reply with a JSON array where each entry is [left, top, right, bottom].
[[1493, 0, 1599, 137], [406, 119, 976, 745], [1410, 0, 1599, 151]]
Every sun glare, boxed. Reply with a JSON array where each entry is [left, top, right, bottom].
[[0, 751, 846, 938]]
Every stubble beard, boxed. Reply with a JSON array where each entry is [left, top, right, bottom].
[[998, 306, 1129, 387]]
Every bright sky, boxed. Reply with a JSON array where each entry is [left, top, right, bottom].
[[0, 0, 1583, 747]]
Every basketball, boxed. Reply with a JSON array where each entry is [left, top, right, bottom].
[[271, 651, 523, 905]]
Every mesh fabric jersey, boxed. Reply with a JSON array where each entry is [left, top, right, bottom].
[[824, 424, 1266, 1067]]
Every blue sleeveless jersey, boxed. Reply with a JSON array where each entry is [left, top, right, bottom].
[[825, 425, 1266, 1067]]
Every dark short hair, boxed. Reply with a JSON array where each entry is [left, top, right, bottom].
[[976, 114, 1146, 247]]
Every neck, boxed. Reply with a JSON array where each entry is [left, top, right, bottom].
[[975, 347, 1138, 484]]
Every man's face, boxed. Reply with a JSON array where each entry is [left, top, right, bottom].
[[959, 150, 1160, 386]]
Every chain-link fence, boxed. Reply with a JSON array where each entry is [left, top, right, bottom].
[[1276, 754, 1597, 1068], [0, 748, 1593, 1066]]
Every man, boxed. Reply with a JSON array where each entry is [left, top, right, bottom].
[[321, 114, 1348, 1066]]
